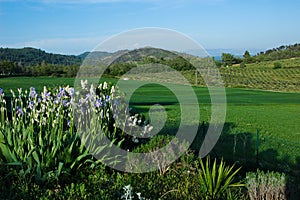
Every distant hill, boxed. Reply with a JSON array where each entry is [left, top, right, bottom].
[[0, 47, 82, 66], [78, 51, 112, 60]]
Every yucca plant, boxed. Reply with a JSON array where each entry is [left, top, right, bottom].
[[197, 156, 243, 200]]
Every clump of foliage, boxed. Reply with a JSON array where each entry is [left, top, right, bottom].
[[273, 62, 282, 69], [240, 62, 246, 68], [245, 169, 287, 200], [222, 53, 243, 67]]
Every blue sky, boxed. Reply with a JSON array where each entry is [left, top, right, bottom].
[[0, 0, 299, 55]]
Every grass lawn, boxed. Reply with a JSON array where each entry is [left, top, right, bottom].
[[126, 82, 300, 172]]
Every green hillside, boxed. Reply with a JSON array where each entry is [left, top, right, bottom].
[[218, 58, 300, 92], [121, 57, 300, 92]]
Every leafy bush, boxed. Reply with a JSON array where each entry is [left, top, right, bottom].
[[131, 135, 189, 175], [273, 62, 282, 69], [240, 62, 246, 68], [245, 169, 287, 200]]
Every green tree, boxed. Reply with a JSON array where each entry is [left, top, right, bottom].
[[240, 62, 246, 68], [0, 60, 14, 75], [273, 62, 282, 69], [243, 50, 252, 63], [212, 57, 222, 67], [222, 53, 235, 67]]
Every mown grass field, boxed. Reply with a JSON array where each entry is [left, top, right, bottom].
[[1, 76, 299, 174], [126, 82, 300, 173]]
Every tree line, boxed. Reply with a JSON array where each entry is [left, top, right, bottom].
[[0, 60, 79, 77]]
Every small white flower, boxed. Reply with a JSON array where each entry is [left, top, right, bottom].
[[89, 84, 95, 95], [81, 80, 88, 90], [148, 125, 153, 132], [103, 82, 108, 90], [110, 85, 116, 93], [10, 89, 15, 98], [133, 118, 137, 125], [124, 185, 131, 190], [110, 85, 115, 93], [42, 117, 47, 125]]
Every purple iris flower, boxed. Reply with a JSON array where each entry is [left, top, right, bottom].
[[62, 100, 69, 107], [29, 87, 37, 98], [57, 88, 66, 99], [43, 92, 51, 100], [16, 106, 24, 116], [67, 120, 71, 127], [69, 88, 75, 96], [86, 93, 94, 101], [53, 98, 59, 104], [28, 101, 34, 109], [113, 99, 119, 106], [95, 99, 102, 108]]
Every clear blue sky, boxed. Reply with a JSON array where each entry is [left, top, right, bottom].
[[0, 0, 299, 55]]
